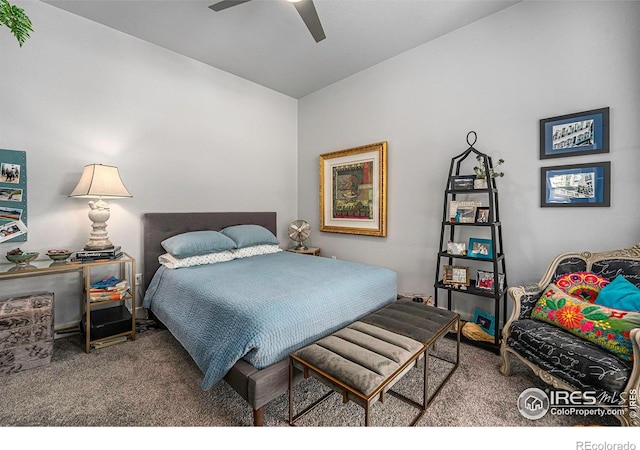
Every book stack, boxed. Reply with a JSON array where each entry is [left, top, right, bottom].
[[72, 246, 123, 262], [89, 276, 129, 303]]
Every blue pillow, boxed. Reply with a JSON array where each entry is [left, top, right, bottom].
[[594, 275, 640, 311], [161, 230, 236, 258], [220, 224, 279, 249]]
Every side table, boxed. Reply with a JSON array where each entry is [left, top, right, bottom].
[[0, 253, 136, 353], [287, 247, 320, 256]]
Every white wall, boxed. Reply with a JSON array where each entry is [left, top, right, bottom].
[[298, 1, 640, 321], [0, 1, 298, 328]]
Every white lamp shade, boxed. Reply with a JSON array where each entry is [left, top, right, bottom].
[[69, 164, 132, 199]]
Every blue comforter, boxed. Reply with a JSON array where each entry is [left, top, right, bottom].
[[143, 251, 397, 389]]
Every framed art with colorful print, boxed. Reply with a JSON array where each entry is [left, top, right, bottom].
[[319, 141, 387, 236]]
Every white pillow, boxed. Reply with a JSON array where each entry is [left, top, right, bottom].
[[158, 250, 235, 269], [231, 244, 282, 259]]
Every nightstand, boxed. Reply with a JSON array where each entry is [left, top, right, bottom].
[[287, 247, 320, 256]]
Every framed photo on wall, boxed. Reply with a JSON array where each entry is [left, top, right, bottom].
[[319, 141, 387, 236], [0, 149, 27, 243], [540, 107, 609, 159], [541, 161, 611, 207]]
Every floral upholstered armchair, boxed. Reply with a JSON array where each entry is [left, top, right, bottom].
[[501, 244, 640, 426]]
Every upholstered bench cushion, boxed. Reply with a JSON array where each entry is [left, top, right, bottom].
[[0, 292, 54, 375], [507, 319, 633, 403], [293, 320, 423, 397]]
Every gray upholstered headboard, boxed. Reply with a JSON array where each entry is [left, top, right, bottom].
[[142, 212, 277, 292]]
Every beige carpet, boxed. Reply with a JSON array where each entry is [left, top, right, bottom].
[[0, 326, 622, 429]]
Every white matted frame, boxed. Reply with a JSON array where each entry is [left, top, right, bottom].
[[319, 141, 387, 236]]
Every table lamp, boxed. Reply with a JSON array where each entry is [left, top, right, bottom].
[[69, 164, 132, 250]]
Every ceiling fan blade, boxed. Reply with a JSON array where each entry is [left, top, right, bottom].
[[209, 0, 253, 12], [292, 0, 326, 43]]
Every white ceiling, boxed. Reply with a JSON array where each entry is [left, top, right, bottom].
[[45, 0, 521, 98]]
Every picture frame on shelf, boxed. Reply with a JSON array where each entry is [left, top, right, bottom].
[[442, 265, 470, 288], [456, 205, 476, 223], [468, 238, 493, 259], [319, 141, 387, 236], [476, 269, 505, 292], [541, 161, 610, 207], [475, 207, 490, 223], [540, 107, 609, 160], [472, 307, 495, 336], [446, 241, 466, 256], [448, 200, 481, 222], [451, 175, 475, 191]]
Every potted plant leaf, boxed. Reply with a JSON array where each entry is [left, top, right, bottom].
[[473, 155, 504, 189], [0, 0, 33, 47]]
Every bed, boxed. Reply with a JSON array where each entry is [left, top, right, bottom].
[[141, 212, 398, 426]]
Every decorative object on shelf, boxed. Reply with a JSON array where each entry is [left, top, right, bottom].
[[69, 164, 132, 251], [472, 307, 495, 336], [475, 207, 490, 223], [446, 241, 466, 256], [46, 249, 72, 261], [456, 205, 476, 223], [448, 200, 481, 222], [450, 175, 475, 190], [461, 321, 494, 343], [5, 248, 38, 266], [0, 0, 33, 47], [72, 246, 123, 262], [540, 107, 609, 160], [468, 238, 493, 259], [288, 219, 311, 250], [476, 269, 505, 292], [319, 141, 387, 237], [473, 155, 504, 189], [442, 265, 469, 289], [541, 161, 611, 207], [0, 149, 28, 243]]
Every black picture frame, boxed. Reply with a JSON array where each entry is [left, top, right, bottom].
[[541, 161, 611, 207], [540, 107, 609, 159], [475, 207, 490, 223], [450, 175, 475, 191]]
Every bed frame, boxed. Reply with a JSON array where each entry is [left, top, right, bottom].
[[142, 211, 302, 426]]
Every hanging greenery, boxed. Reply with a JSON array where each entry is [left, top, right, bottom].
[[0, 0, 33, 47]]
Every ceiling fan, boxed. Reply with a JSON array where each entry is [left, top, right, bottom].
[[208, 0, 326, 43]]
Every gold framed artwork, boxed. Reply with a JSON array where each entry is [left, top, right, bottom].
[[319, 141, 387, 236]]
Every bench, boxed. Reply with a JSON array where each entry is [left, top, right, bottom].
[[289, 300, 460, 426]]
